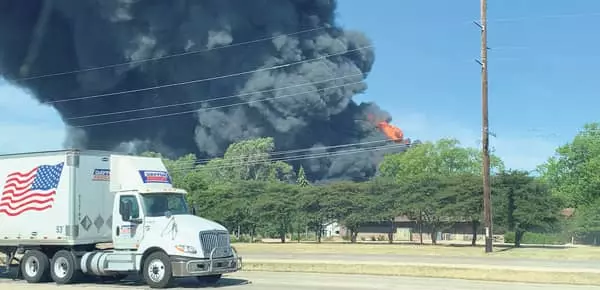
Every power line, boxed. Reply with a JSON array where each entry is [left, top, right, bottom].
[[167, 142, 409, 173], [72, 80, 364, 127], [67, 73, 363, 120], [173, 144, 405, 173], [460, 11, 600, 25], [6, 11, 598, 84], [44, 45, 371, 105], [10, 11, 600, 83], [14, 26, 328, 82], [489, 12, 600, 23], [161, 138, 404, 171]]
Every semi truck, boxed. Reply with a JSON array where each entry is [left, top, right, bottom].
[[0, 150, 241, 288]]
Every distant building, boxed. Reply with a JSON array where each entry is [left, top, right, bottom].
[[323, 221, 341, 237], [337, 215, 480, 243]]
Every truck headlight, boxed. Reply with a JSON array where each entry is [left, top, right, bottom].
[[175, 245, 197, 254]]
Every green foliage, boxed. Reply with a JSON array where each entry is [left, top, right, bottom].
[[492, 170, 562, 247], [296, 166, 310, 187], [379, 138, 504, 180], [199, 137, 294, 182], [539, 123, 600, 207], [136, 133, 585, 245], [325, 181, 373, 243], [439, 174, 483, 222], [503, 231, 570, 245], [255, 182, 298, 243], [535, 123, 600, 242]]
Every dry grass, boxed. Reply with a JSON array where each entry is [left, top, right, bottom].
[[242, 261, 600, 285], [234, 242, 600, 260]]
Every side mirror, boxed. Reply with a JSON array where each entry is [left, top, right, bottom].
[[121, 201, 132, 221]]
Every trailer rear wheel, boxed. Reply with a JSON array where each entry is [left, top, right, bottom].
[[143, 251, 174, 288], [50, 250, 81, 284], [21, 250, 50, 283]]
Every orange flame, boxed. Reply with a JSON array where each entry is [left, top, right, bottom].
[[377, 121, 408, 144], [368, 114, 410, 144]]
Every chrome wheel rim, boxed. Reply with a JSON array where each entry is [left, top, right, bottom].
[[24, 256, 39, 278], [147, 259, 166, 283], [53, 256, 69, 279]]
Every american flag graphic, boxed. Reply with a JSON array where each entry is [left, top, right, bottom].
[[0, 163, 64, 216]]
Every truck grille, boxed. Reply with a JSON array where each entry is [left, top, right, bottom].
[[199, 231, 231, 258]]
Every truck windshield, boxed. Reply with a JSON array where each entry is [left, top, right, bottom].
[[141, 193, 189, 217]]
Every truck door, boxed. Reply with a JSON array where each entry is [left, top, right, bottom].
[[113, 194, 144, 250]]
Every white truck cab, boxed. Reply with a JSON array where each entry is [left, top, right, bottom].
[[109, 188, 240, 286]]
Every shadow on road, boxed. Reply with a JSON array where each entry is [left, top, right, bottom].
[[0, 265, 250, 288]]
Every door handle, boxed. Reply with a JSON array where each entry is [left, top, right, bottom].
[[116, 226, 120, 236]]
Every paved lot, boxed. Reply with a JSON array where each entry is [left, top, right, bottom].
[[2, 272, 600, 290], [242, 253, 600, 272]]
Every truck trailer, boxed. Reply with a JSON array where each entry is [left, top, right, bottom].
[[0, 150, 241, 288]]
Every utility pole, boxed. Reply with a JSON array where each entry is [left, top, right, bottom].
[[481, 0, 493, 253], [475, 0, 493, 253]]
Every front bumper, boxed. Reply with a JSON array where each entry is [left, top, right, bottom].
[[170, 247, 242, 277]]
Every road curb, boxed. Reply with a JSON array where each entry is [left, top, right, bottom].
[[243, 259, 600, 273], [241, 260, 600, 285]]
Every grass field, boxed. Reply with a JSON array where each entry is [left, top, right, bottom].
[[243, 261, 600, 285], [234, 242, 600, 260]]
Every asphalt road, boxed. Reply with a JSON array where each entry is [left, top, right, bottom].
[[243, 253, 600, 271], [2, 272, 600, 290]]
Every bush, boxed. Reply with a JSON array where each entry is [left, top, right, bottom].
[[503, 232, 569, 245], [230, 235, 252, 243]]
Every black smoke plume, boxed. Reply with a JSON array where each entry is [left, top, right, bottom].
[[0, 0, 409, 181]]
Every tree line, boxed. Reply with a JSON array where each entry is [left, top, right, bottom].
[[142, 123, 600, 247]]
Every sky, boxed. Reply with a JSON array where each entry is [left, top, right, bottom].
[[0, 0, 599, 171], [335, 0, 600, 170]]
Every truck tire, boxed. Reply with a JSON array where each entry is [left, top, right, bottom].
[[143, 251, 174, 288], [50, 250, 81, 284], [20, 250, 51, 283], [197, 274, 222, 284]]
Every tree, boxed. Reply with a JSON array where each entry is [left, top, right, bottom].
[[296, 166, 310, 187], [439, 174, 483, 246], [538, 123, 600, 208], [326, 181, 373, 243], [400, 175, 449, 244], [296, 185, 339, 243], [493, 170, 561, 247], [379, 138, 504, 180], [572, 199, 600, 244], [289, 166, 311, 242], [378, 138, 504, 245], [255, 182, 298, 243], [367, 177, 403, 243], [200, 137, 295, 182]]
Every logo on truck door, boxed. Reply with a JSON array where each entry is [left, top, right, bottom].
[[0, 162, 64, 216], [138, 170, 171, 184], [92, 169, 110, 181]]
